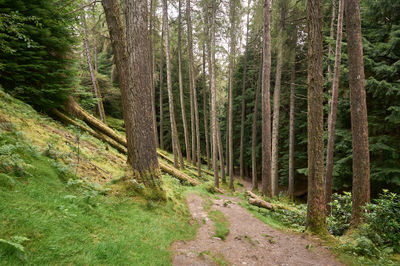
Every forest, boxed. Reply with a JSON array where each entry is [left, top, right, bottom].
[[0, 0, 399, 264]]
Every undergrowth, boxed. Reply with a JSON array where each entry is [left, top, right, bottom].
[[0, 128, 197, 265]]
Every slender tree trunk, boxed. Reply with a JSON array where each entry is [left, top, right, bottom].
[[328, 0, 337, 81], [210, 0, 219, 188], [82, 12, 106, 124], [178, 0, 191, 163], [203, 42, 211, 170], [162, 0, 182, 169], [159, 31, 165, 150], [252, 60, 263, 191], [187, 1, 196, 166], [325, 0, 344, 211], [150, 0, 159, 148], [123, 0, 161, 186], [306, 0, 326, 234], [228, 0, 238, 190], [345, 0, 370, 227], [261, 0, 272, 196], [217, 119, 226, 183], [240, 0, 251, 180], [271, 1, 287, 196], [225, 125, 229, 175], [186, 0, 201, 176], [288, 47, 296, 201]]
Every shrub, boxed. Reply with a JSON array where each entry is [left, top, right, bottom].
[[363, 190, 400, 253], [327, 192, 352, 236]]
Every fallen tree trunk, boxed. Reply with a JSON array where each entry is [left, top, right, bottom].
[[51, 109, 127, 154], [65, 97, 127, 146], [56, 104, 202, 187], [249, 197, 275, 210], [159, 162, 200, 186], [246, 190, 293, 211]]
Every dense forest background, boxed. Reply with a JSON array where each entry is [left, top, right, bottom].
[[0, 0, 399, 197]]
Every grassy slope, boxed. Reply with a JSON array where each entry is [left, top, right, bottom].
[[0, 90, 202, 265]]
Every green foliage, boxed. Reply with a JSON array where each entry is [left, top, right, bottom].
[[363, 190, 400, 253], [0, 0, 79, 110], [327, 192, 352, 236]]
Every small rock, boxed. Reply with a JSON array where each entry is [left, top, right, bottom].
[[212, 237, 222, 241]]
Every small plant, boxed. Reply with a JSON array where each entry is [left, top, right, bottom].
[[0, 236, 29, 261]]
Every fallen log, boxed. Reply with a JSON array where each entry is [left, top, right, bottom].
[[51, 109, 127, 154], [65, 97, 127, 146], [249, 197, 275, 210], [246, 190, 294, 211], [159, 162, 200, 186]]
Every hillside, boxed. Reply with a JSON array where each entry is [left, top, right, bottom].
[[0, 89, 203, 264]]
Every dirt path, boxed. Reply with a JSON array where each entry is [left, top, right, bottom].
[[172, 193, 342, 266]]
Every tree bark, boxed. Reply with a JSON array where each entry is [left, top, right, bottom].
[[252, 60, 263, 191], [159, 31, 165, 150], [123, 0, 161, 186], [306, 0, 326, 234], [217, 118, 226, 184], [325, 0, 344, 212], [228, 0, 238, 190], [186, 0, 201, 176], [288, 47, 296, 201], [178, 0, 191, 164], [345, 0, 370, 227], [162, 0, 183, 169], [209, 0, 219, 188], [271, 0, 287, 196], [203, 42, 211, 170], [82, 11, 106, 124], [328, 0, 337, 81], [149, 0, 159, 148], [261, 0, 272, 196], [240, 0, 251, 180]]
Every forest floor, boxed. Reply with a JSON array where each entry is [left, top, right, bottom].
[[172, 192, 342, 266]]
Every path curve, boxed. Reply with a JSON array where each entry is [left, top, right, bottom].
[[172, 193, 342, 266]]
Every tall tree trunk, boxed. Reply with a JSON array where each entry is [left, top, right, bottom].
[[82, 12, 106, 124], [261, 0, 272, 196], [186, 0, 196, 166], [162, 0, 183, 169], [123, 0, 161, 186], [240, 0, 251, 180], [186, 0, 201, 176], [271, 0, 287, 196], [150, 0, 159, 148], [288, 46, 296, 201], [159, 31, 165, 150], [178, 0, 191, 163], [328, 0, 337, 81], [252, 60, 263, 191], [306, 0, 326, 234], [345, 0, 370, 227], [228, 0, 238, 190], [210, 0, 219, 188], [203, 42, 211, 170], [325, 0, 344, 211]]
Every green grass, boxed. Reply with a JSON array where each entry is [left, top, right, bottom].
[[208, 210, 230, 240], [199, 250, 229, 266], [0, 130, 197, 265]]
